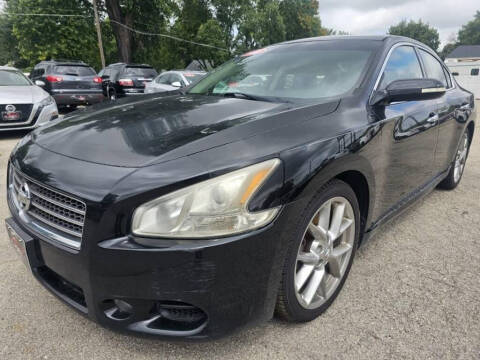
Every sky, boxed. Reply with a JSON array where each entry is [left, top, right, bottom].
[[320, 0, 479, 48]]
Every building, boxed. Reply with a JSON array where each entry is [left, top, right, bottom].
[[445, 45, 480, 99]]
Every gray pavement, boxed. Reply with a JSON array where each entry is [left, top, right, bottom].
[[0, 120, 479, 359]]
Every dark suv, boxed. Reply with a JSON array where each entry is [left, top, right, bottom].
[[98, 63, 158, 100], [30, 60, 104, 108]]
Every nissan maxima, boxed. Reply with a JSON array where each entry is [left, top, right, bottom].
[[0, 66, 58, 131], [5, 36, 475, 339]]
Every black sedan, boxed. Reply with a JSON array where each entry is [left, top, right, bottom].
[[5, 36, 476, 340]]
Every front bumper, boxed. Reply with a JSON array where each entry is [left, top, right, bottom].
[[0, 102, 58, 131], [6, 187, 292, 339]]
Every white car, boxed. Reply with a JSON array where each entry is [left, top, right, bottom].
[[0, 66, 58, 131], [145, 70, 206, 94]]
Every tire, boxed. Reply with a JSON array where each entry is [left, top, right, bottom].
[[108, 88, 117, 101], [438, 131, 470, 190], [276, 179, 360, 322]]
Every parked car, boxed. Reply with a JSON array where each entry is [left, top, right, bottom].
[[145, 70, 206, 94], [98, 63, 158, 100], [30, 60, 104, 108], [0, 66, 58, 131], [5, 36, 476, 339]]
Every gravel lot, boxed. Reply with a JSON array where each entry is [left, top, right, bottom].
[[0, 117, 479, 360]]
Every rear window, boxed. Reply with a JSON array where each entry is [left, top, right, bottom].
[[53, 65, 96, 76], [123, 67, 158, 78]]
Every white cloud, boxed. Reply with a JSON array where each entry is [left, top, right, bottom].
[[320, 0, 479, 48]]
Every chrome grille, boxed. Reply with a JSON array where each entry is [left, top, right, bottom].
[[11, 167, 86, 247]]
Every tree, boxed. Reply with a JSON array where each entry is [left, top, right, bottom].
[[439, 42, 457, 60], [458, 11, 480, 45], [5, 0, 103, 69], [236, 0, 285, 51], [194, 19, 229, 69], [388, 19, 440, 51], [279, 0, 325, 41]]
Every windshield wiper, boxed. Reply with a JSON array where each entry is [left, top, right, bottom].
[[223, 92, 269, 102]]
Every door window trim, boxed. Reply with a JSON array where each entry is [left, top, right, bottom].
[[369, 42, 455, 105]]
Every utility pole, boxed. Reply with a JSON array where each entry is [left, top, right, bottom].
[[92, 0, 105, 69]]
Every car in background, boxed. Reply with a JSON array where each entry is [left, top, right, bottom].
[[145, 70, 206, 94], [0, 66, 58, 131], [98, 63, 158, 100], [30, 60, 104, 109]]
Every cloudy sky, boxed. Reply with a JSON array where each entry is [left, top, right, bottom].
[[320, 0, 479, 47]]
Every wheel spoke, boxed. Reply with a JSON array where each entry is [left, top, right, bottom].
[[302, 268, 325, 305], [316, 266, 328, 299], [297, 251, 319, 265], [317, 200, 331, 234], [338, 218, 354, 237], [328, 202, 345, 240], [295, 264, 314, 291], [328, 243, 352, 278], [308, 222, 327, 241]]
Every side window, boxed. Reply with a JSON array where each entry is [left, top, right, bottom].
[[170, 74, 183, 85], [380, 46, 423, 89], [471, 68, 479, 76], [156, 73, 170, 84], [418, 49, 448, 87]]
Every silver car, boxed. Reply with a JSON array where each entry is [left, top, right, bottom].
[[0, 66, 58, 131], [145, 70, 206, 94]]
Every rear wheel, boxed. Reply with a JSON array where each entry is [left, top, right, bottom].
[[108, 88, 117, 101], [276, 180, 360, 322], [438, 131, 470, 190]]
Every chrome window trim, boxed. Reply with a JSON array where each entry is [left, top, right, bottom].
[[369, 42, 455, 104]]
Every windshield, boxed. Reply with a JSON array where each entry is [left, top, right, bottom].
[[124, 67, 158, 78], [53, 65, 96, 76], [184, 72, 205, 84], [188, 41, 377, 102], [0, 70, 32, 86]]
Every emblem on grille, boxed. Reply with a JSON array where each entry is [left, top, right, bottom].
[[17, 182, 31, 211], [5, 104, 16, 112]]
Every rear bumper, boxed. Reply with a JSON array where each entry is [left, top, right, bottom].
[[52, 91, 104, 106], [6, 187, 292, 339]]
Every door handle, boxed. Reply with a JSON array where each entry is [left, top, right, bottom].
[[427, 113, 439, 123]]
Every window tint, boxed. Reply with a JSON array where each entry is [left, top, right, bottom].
[[418, 49, 448, 87], [53, 65, 96, 76], [156, 73, 170, 84], [123, 67, 158, 78], [380, 46, 423, 88], [0, 70, 32, 86], [170, 74, 183, 85], [471, 68, 479, 76]]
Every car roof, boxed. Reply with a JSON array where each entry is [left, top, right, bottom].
[[280, 35, 426, 47], [107, 63, 154, 68], [37, 59, 88, 66], [0, 66, 19, 71]]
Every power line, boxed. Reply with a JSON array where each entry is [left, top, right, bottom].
[[1, 12, 228, 52]]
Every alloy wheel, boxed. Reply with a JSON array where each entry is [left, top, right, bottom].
[[454, 133, 469, 183], [294, 197, 355, 310]]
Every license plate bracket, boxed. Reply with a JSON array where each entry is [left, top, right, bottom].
[[5, 218, 39, 271], [1, 111, 22, 121]]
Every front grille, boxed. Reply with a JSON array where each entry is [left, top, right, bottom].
[[11, 168, 86, 247], [0, 103, 33, 123]]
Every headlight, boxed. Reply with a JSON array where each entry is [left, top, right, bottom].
[[132, 159, 281, 238], [38, 95, 55, 107]]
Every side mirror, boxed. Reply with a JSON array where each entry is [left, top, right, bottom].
[[171, 81, 182, 88], [372, 78, 446, 105], [35, 80, 46, 87]]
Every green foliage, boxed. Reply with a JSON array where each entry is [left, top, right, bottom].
[[388, 19, 440, 51], [2, 0, 331, 71], [439, 42, 457, 60], [458, 11, 480, 45], [5, 0, 106, 69]]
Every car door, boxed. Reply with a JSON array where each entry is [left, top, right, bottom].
[[417, 48, 471, 174], [374, 45, 439, 212], [153, 73, 176, 92]]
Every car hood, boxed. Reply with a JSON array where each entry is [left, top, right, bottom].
[[0, 85, 48, 104], [31, 94, 339, 168]]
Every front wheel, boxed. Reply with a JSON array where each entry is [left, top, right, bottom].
[[108, 88, 117, 101], [276, 180, 360, 322], [438, 131, 470, 190]]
